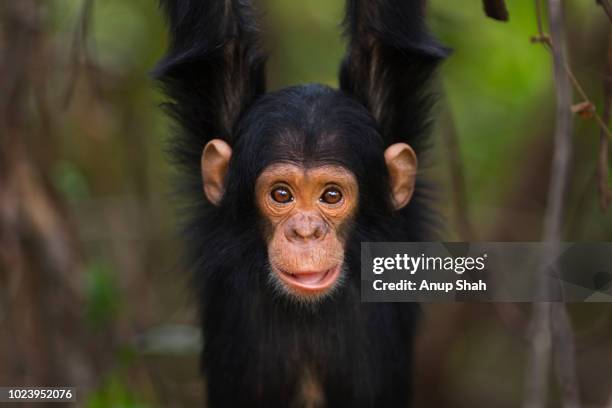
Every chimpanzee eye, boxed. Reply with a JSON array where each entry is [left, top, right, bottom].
[[320, 187, 343, 205], [271, 187, 293, 204]]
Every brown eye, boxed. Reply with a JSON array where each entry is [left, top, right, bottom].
[[320, 187, 343, 205], [271, 187, 293, 204]]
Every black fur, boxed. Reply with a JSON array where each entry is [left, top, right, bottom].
[[154, 1, 447, 407]]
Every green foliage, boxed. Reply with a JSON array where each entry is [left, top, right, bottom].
[[92, 0, 167, 73], [85, 374, 151, 408], [430, 0, 552, 209], [265, 0, 345, 89], [53, 160, 91, 200], [84, 259, 121, 329]]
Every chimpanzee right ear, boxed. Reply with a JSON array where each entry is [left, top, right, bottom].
[[202, 139, 232, 205]]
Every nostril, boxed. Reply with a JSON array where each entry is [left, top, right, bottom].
[[284, 215, 328, 242], [294, 227, 309, 240], [313, 224, 325, 240], [284, 224, 310, 242]]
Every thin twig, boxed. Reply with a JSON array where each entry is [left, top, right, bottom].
[[524, 1, 581, 407], [563, 62, 612, 141], [564, 168, 598, 237], [597, 0, 612, 23], [531, 11, 612, 144], [598, 34, 612, 211], [551, 303, 580, 408], [63, 0, 95, 109], [535, 0, 546, 38], [524, 302, 552, 408], [442, 107, 475, 240]]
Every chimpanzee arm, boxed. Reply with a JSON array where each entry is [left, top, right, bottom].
[[154, 0, 266, 145], [339, 0, 449, 149]]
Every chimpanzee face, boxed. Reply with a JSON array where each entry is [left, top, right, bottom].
[[200, 134, 418, 303], [254, 163, 358, 300]]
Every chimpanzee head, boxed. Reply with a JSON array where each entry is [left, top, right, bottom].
[[200, 85, 417, 301]]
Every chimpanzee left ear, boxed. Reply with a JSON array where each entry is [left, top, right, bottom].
[[201, 139, 233, 205], [384, 143, 418, 210]]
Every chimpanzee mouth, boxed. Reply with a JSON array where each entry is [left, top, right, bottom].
[[274, 264, 342, 293]]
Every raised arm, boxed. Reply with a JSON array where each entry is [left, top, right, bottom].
[[339, 0, 448, 150], [154, 0, 267, 145]]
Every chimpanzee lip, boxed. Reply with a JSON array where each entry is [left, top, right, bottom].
[[274, 264, 341, 292]]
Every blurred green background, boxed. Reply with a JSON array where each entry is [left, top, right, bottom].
[[0, 0, 611, 407]]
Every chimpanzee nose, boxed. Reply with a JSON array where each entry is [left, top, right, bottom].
[[284, 213, 327, 242]]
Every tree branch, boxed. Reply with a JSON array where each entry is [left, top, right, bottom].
[[524, 1, 581, 407], [532, 3, 612, 144]]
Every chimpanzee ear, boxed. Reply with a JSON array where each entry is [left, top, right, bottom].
[[201, 139, 233, 205], [384, 143, 417, 210]]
